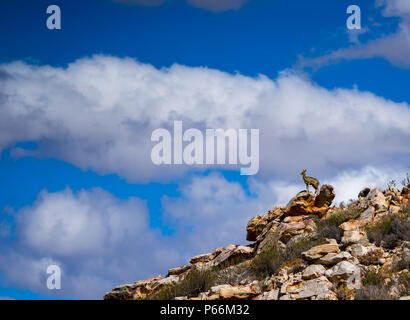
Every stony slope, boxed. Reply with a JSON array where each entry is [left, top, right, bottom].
[[104, 183, 410, 300]]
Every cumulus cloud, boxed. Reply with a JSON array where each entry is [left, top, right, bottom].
[[0, 55, 409, 183], [0, 188, 182, 299], [300, 0, 410, 69], [17, 188, 150, 257], [162, 173, 267, 255]]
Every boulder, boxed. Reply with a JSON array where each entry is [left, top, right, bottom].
[[167, 264, 191, 277], [246, 207, 285, 241], [285, 276, 336, 300], [302, 265, 326, 280], [358, 187, 371, 198], [339, 219, 365, 231], [246, 215, 269, 241], [283, 215, 310, 223], [401, 186, 410, 199], [358, 206, 374, 223], [285, 191, 316, 216], [302, 243, 340, 261], [104, 275, 169, 300], [285, 190, 333, 217], [190, 247, 224, 264], [259, 289, 279, 300], [199, 245, 253, 270], [358, 188, 388, 212], [278, 219, 316, 243], [129, 275, 166, 299], [255, 222, 281, 254], [384, 186, 402, 206], [103, 284, 135, 300], [315, 251, 354, 266], [314, 184, 336, 208], [346, 244, 369, 257], [190, 253, 214, 264], [325, 261, 361, 289], [341, 230, 368, 245], [389, 205, 401, 215], [208, 283, 260, 300]]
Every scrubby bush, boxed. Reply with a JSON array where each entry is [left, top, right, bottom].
[[280, 258, 305, 274], [354, 285, 393, 300], [315, 206, 361, 241], [397, 273, 410, 295], [286, 236, 327, 259], [359, 250, 384, 266], [250, 236, 325, 279], [315, 224, 343, 242], [354, 269, 393, 300], [147, 268, 217, 300], [401, 172, 410, 187], [214, 262, 251, 286], [393, 251, 410, 272], [250, 243, 285, 279], [362, 269, 385, 287], [367, 212, 410, 249], [335, 283, 355, 300]]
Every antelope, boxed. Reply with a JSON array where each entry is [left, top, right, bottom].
[[301, 169, 319, 194]]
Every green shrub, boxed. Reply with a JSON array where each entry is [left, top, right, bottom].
[[315, 206, 361, 241], [359, 250, 384, 266], [397, 273, 410, 295], [315, 224, 343, 242], [285, 236, 327, 260], [354, 269, 393, 300], [147, 268, 217, 300], [354, 285, 393, 300], [367, 212, 410, 249], [214, 262, 251, 286], [335, 283, 355, 300], [393, 255, 410, 272], [250, 236, 325, 279], [250, 243, 285, 279], [362, 269, 385, 287]]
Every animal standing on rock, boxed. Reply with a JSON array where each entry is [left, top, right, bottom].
[[301, 169, 320, 194]]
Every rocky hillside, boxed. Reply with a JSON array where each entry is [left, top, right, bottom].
[[104, 183, 410, 300]]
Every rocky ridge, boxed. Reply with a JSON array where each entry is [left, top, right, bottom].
[[104, 183, 410, 300]]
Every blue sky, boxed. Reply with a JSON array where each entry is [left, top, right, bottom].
[[0, 0, 409, 299]]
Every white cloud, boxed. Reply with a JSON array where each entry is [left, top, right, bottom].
[[0, 56, 409, 183], [327, 165, 404, 204], [162, 173, 261, 254], [300, 0, 410, 69], [17, 188, 149, 257], [0, 188, 182, 299], [377, 0, 410, 17]]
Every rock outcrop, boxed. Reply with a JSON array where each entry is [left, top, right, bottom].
[[104, 184, 410, 300]]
